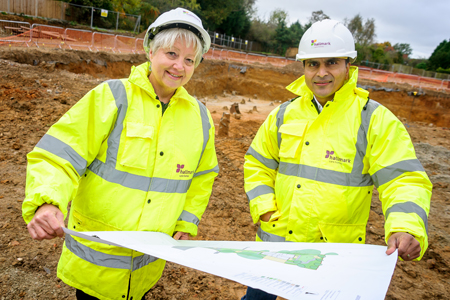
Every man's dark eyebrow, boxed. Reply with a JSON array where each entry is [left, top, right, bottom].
[[325, 58, 340, 63]]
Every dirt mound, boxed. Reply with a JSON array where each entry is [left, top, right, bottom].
[[1, 48, 450, 300], [282, 61, 304, 73]]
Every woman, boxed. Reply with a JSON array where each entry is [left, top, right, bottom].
[[22, 8, 218, 300]]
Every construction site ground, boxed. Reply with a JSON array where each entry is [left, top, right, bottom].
[[0, 48, 449, 300]]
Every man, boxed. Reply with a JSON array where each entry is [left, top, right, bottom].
[[242, 20, 431, 299]]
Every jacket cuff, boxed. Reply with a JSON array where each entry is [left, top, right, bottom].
[[22, 186, 67, 224], [174, 221, 197, 237], [249, 197, 277, 224], [385, 223, 428, 261]]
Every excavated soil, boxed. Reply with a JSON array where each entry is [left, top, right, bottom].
[[0, 48, 449, 300]]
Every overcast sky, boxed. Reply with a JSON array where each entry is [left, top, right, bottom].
[[255, 0, 450, 59]]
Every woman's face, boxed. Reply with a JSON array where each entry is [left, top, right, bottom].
[[148, 38, 196, 96]]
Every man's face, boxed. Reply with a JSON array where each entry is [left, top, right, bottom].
[[303, 57, 350, 104]]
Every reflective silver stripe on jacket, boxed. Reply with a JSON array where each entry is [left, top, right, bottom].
[[150, 177, 192, 193], [65, 234, 158, 271], [193, 165, 219, 178], [371, 159, 425, 188], [257, 227, 286, 242], [133, 253, 159, 271], [385, 201, 428, 233], [247, 185, 275, 202], [275, 99, 379, 187], [276, 101, 292, 148], [177, 210, 200, 226], [88, 159, 151, 191], [36, 134, 88, 177], [278, 162, 372, 187], [246, 146, 279, 170], [350, 100, 380, 184], [195, 99, 211, 171]]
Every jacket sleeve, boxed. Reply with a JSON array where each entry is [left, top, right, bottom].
[[367, 105, 432, 260], [174, 109, 218, 237], [244, 108, 281, 224], [22, 82, 119, 224]]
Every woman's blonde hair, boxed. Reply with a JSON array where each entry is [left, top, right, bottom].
[[149, 28, 203, 67]]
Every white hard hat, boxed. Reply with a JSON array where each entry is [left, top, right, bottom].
[[143, 8, 211, 56], [296, 19, 357, 61]]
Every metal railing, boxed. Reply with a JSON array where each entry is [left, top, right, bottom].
[[208, 31, 253, 52], [64, 2, 140, 33], [0, 0, 141, 33]]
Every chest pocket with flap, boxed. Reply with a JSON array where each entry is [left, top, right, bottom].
[[120, 122, 155, 170], [278, 122, 308, 159]]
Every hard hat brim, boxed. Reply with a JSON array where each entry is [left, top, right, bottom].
[[296, 51, 357, 61]]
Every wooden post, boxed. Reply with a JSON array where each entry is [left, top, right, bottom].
[[218, 112, 231, 136]]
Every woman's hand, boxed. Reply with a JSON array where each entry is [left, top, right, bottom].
[[27, 204, 65, 240], [173, 232, 190, 240]]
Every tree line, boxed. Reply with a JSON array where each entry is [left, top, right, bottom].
[[66, 0, 449, 72]]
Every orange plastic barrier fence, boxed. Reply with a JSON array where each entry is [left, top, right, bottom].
[[64, 28, 93, 51], [1, 19, 449, 92], [135, 38, 145, 54], [0, 20, 32, 46], [358, 67, 449, 91], [115, 35, 136, 53], [30, 24, 66, 48], [92, 32, 116, 52]]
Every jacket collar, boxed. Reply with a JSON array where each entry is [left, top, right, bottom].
[[286, 66, 361, 103], [128, 62, 196, 105]]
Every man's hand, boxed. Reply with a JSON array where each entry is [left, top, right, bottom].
[[27, 204, 65, 240], [260, 211, 275, 222], [386, 232, 421, 261], [173, 232, 189, 240]]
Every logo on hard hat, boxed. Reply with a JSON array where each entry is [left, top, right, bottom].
[[182, 9, 200, 22], [311, 40, 331, 47]]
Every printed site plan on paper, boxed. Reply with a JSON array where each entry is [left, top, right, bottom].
[[64, 228, 398, 300]]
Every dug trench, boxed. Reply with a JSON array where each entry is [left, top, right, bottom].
[[0, 48, 449, 300]]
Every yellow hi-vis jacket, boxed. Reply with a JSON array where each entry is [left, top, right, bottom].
[[22, 62, 219, 300], [244, 66, 431, 260]]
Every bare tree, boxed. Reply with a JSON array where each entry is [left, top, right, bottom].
[[344, 14, 376, 46], [268, 8, 289, 27], [309, 10, 330, 24]]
